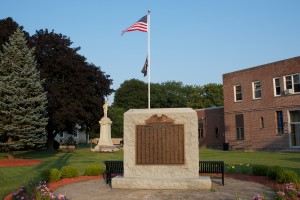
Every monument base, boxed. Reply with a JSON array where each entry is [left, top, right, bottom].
[[92, 145, 119, 152], [112, 176, 211, 190]]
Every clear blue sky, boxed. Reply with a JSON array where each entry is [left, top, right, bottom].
[[1, 0, 300, 101]]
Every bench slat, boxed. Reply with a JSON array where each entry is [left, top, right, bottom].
[[104, 161, 124, 185], [199, 161, 224, 185]]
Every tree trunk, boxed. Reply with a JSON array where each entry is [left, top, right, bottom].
[[47, 132, 55, 150], [7, 151, 14, 159], [6, 137, 14, 158]]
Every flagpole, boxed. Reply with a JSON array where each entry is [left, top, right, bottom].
[[147, 10, 151, 109]]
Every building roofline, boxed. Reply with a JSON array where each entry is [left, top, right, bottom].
[[223, 56, 300, 76], [195, 106, 224, 111]]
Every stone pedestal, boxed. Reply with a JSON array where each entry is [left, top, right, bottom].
[[112, 108, 211, 190], [93, 117, 118, 152]]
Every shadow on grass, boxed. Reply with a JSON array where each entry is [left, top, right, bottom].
[[281, 156, 300, 163], [12, 149, 60, 159], [33, 152, 73, 171]]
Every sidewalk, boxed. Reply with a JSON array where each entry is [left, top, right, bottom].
[[54, 177, 275, 200]]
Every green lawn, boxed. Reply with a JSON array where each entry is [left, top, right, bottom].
[[0, 148, 300, 199], [0, 148, 123, 199], [199, 148, 300, 175]]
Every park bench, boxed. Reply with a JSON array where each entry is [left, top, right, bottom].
[[58, 145, 75, 152], [103, 160, 224, 186], [103, 160, 123, 185], [199, 161, 224, 185]]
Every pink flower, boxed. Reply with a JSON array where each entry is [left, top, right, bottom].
[[253, 194, 262, 200], [50, 193, 56, 199], [58, 194, 66, 199], [276, 191, 285, 197]]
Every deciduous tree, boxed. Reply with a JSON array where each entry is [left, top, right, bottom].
[[113, 79, 147, 110], [29, 29, 113, 148]]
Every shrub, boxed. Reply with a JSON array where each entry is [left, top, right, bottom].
[[266, 166, 283, 180], [41, 168, 61, 182], [252, 165, 269, 176], [85, 164, 105, 176], [41, 169, 51, 182], [276, 169, 299, 184], [61, 166, 79, 178], [226, 163, 252, 174], [49, 168, 61, 182]]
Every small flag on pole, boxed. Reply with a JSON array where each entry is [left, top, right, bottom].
[[121, 15, 148, 36], [141, 56, 148, 77]]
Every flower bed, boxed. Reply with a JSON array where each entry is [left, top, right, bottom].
[[4, 176, 102, 200]]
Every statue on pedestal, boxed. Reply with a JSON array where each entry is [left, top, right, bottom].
[[103, 100, 109, 118], [93, 100, 118, 152]]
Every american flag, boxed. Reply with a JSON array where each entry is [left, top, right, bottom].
[[121, 15, 147, 35]]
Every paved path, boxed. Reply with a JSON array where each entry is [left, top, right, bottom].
[[54, 177, 275, 200]]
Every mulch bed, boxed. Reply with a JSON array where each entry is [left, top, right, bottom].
[[48, 176, 102, 191], [0, 158, 42, 167]]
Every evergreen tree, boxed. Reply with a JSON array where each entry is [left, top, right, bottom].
[[0, 28, 48, 153]]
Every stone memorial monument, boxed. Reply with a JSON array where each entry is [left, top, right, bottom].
[[112, 108, 211, 189], [93, 100, 118, 152]]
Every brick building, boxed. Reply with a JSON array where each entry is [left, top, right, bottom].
[[196, 107, 225, 149], [223, 57, 300, 150]]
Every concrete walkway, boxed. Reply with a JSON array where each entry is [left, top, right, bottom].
[[54, 177, 275, 200]]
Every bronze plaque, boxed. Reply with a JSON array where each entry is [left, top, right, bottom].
[[136, 115, 184, 165]]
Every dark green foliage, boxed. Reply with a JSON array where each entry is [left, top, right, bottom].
[[113, 79, 148, 110], [114, 79, 223, 110], [201, 83, 223, 108], [157, 81, 187, 108], [41, 169, 51, 182], [266, 166, 283, 180], [252, 165, 269, 176], [276, 169, 299, 184], [113, 79, 223, 137], [0, 28, 48, 152], [61, 166, 79, 178], [108, 106, 126, 138], [84, 164, 105, 176]]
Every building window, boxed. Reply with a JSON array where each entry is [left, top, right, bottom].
[[261, 117, 264, 128], [284, 74, 300, 94], [289, 110, 300, 147], [235, 114, 244, 140], [198, 128, 203, 139], [273, 77, 281, 96], [198, 120, 203, 139], [253, 81, 262, 99], [276, 111, 284, 135], [215, 128, 219, 138], [234, 85, 242, 102], [59, 132, 64, 138]]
